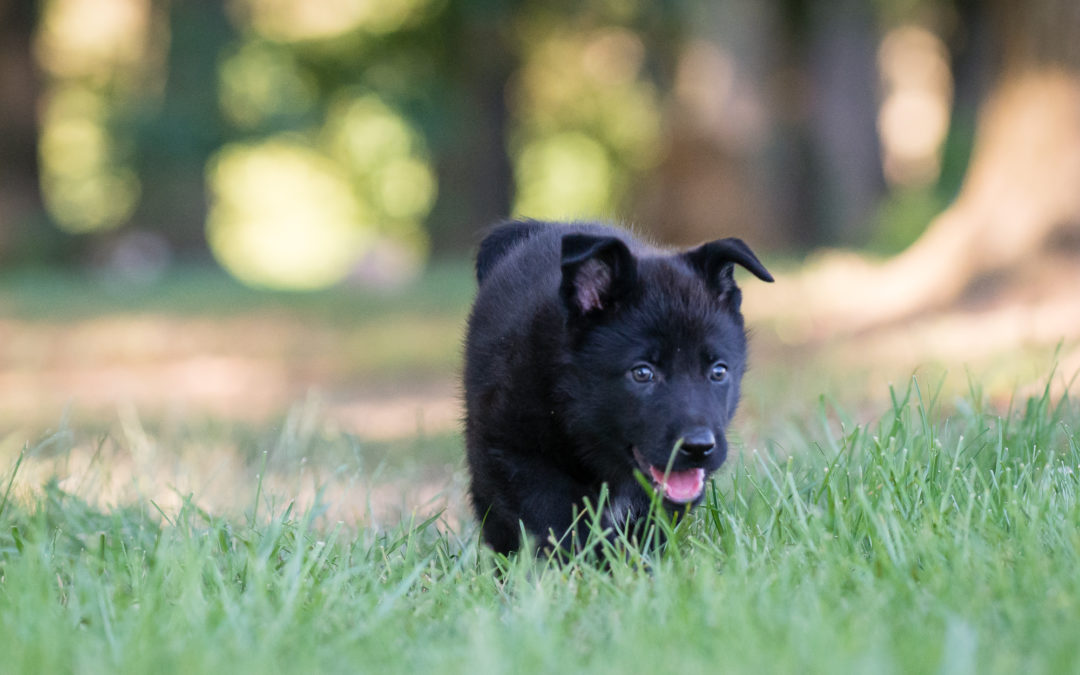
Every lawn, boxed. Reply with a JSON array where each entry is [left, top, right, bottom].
[[1, 267, 1079, 674]]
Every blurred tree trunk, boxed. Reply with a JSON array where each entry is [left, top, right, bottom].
[[131, 0, 234, 257], [870, 0, 1080, 316], [778, 0, 885, 249], [0, 0, 49, 262], [758, 0, 1080, 334], [425, 5, 516, 255], [638, 0, 883, 251]]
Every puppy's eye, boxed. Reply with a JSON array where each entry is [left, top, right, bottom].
[[630, 364, 655, 383], [709, 362, 729, 382]]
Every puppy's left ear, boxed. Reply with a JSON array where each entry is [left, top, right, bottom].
[[683, 238, 773, 310], [560, 234, 637, 318]]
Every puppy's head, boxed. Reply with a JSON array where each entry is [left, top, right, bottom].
[[559, 233, 772, 507]]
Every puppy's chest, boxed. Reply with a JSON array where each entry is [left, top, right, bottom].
[[603, 493, 638, 527]]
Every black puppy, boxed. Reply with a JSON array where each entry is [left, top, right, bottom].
[[463, 220, 772, 554]]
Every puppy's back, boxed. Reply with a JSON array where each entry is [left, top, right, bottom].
[[474, 220, 550, 284]]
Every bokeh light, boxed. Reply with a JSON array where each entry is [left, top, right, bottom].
[[512, 132, 613, 219], [207, 95, 435, 290], [33, 0, 165, 234], [322, 94, 436, 240], [234, 0, 441, 42], [34, 0, 156, 82], [510, 26, 662, 219], [38, 86, 140, 233], [877, 25, 953, 188], [206, 138, 372, 290], [218, 42, 317, 129]]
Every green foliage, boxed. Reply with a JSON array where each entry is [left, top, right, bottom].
[[869, 105, 977, 256], [2, 377, 1079, 673], [508, 12, 667, 220], [26, 0, 687, 277], [868, 186, 947, 254]]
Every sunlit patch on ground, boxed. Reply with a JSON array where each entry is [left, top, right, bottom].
[[0, 399, 471, 532], [0, 310, 465, 439], [744, 249, 1080, 404]]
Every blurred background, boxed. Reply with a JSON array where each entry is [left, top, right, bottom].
[[1, 0, 1079, 517]]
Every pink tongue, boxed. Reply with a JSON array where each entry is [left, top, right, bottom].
[[648, 466, 706, 503]]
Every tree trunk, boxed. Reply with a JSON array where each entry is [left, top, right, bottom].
[[750, 0, 1080, 335], [0, 0, 48, 262], [425, 6, 516, 255]]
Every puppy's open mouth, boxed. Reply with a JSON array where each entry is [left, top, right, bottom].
[[633, 448, 706, 504]]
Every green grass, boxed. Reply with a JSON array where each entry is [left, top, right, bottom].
[[2, 376, 1079, 674]]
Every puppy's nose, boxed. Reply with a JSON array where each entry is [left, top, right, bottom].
[[679, 428, 716, 460]]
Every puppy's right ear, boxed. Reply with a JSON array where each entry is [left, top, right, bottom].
[[683, 237, 773, 311], [560, 234, 637, 317]]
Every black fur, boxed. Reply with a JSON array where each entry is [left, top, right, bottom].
[[474, 219, 548, 284], [463, 220, 773, 555]]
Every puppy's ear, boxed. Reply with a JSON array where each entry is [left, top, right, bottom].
[[683, 238, 773, 310], [560, 234, 637, 317]]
